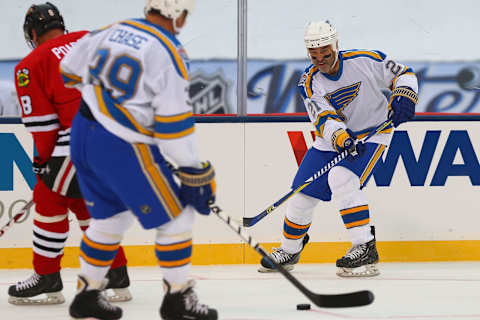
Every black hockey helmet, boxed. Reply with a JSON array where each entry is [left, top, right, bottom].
[[23, 2, 65, 48]]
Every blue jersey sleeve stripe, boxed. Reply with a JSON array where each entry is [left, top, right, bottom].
[[120, 20, 188, 80], [155, 116, 194, 135], [314, 113, 342, 137]]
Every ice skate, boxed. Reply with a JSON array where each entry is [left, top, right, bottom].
[[258, 233, 310, 273], [104, 265, 132, 302], [336, 227, 379, 277], [69, 275, 122, 320], [160, 279, 217, 320], [8, 272, 65, 305]]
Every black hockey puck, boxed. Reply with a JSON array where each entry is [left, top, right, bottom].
[[296, 303, 311, 310]]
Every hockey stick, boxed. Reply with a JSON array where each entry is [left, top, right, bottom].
[[243, 119, 392, 227], [210, 203, 374, 308], [0, 200, 34, 237]]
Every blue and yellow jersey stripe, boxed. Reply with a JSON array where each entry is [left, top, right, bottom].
[[120, 19, 188, 80], [340, 205, 370, 229], [94, 85, 154, 137], [154, 111, 195, 139], [155, 239, 192, 268], [298, 65, 319, 99], [59, 68, 82, 87], [132, 144, 183, 219], [313, 110, 343, 138], [341, 50, 386, 62]]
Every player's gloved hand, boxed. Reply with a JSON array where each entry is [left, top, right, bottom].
[[388, 86, 418, 128], [32, 157, 48, 175], [177, 161, 216, 215], [332, 128, 364, 160]]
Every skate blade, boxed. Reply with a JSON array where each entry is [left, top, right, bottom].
[[8, 291, 65, 305], [336, 264, 380, 277], [258, 264, 294, 273], [104, 287, 132, 302]]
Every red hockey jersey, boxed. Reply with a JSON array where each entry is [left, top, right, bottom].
[[15, 31, 88, 162]]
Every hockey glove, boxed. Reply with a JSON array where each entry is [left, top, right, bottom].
[[177, 161, 216, 215], [332, 128, 364, 160], [388, 86, 418, 128], [32, 157, 48, 175]]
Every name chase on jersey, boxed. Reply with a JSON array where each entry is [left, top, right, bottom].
[[108, 29, 149, 50]]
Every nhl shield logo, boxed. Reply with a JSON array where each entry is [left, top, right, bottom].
[[189, 71, 231, 114]]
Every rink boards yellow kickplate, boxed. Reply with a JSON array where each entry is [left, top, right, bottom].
[[1, 240, 480, 268]]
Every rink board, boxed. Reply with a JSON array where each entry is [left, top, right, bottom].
[[0, 117, 479, 267]]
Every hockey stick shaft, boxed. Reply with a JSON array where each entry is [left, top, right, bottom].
[[0, 200, 34, 237], [243, 119, 392, 227], [210, 204, 374, 308]]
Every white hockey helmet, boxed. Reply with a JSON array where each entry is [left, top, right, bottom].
[[304, 20, 338, 51], [145, 0, 195, 20]]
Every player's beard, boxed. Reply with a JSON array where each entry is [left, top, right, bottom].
[[316, 54, 338, 75], [316, 59, 334, 73]]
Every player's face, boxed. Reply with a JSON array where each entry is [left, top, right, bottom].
[[308, 45, 337, 74]]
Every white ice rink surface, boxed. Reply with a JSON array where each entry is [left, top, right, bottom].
[[1, 262, 479, 320]]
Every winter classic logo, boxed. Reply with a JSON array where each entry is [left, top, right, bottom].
[[188, 71, 231, 114], [16, 68, 30, 87]]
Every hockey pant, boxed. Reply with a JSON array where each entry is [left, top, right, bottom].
[[281, 144, 386, 253]]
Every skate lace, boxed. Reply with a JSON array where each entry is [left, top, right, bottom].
[[16, 272, 40, 290], [270, 248, 293, 263], [97, 294, 117, 312], [184, 289, 209, 315], [345, 243, 367, 260]]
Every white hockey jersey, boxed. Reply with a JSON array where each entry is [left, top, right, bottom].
[[298, 50, 418, 151], [60, 18, 200, 167]]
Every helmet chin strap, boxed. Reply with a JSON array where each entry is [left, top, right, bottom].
[[327, 51, 339, 72]]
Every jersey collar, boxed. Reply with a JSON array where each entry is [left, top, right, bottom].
[[320, 52, 343, 81]]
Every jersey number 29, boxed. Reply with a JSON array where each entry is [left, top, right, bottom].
[[89, 49, 142, 104]]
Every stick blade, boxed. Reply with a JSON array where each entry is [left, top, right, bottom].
[[312, 290, 374, 308], [242, 217, 254, 227]]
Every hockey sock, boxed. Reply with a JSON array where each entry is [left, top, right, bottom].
[[328, 166, 373, 246], [281, 193, 317, 253], [79, 231, 120, 282], [32, 213, 69, 275], [156, 207, 195, 289], [340, 206, 373, 245]]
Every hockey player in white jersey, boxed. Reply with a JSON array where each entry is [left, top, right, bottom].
[[60, 0, 217, 319], [259, 21, 418, 277]]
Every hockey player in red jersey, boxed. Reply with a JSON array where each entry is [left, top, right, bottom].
[[8, 2, 131, 305]]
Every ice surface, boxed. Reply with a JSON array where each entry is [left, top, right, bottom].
[[1, 262, 479, 320]]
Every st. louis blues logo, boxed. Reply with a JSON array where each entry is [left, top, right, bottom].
[[324, 82, 361, 112]]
